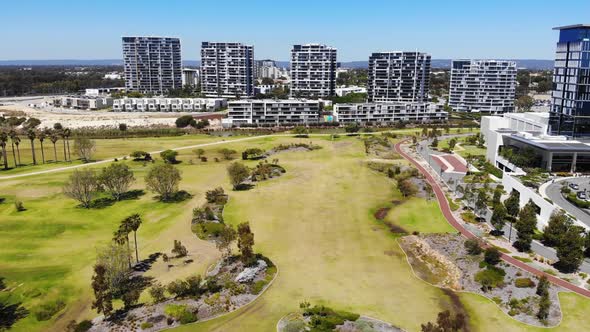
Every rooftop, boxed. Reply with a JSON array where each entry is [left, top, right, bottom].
[[553, 24, 590, 30], [507, 134, 590, 152]]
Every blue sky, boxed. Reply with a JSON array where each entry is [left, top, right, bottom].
[[1, 0, 589, 61]]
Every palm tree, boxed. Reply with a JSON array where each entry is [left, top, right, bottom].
[[64, 128, 72, 162], [0, 131, 9, 170], [27, 129, 37, 165], [60, 130, 67, 161], [113, 227, 132, 268], [125, 214, 143, 263], [49, 131, 59, 162], [10, 131, 21, 166], [37, 129, 47, 164]]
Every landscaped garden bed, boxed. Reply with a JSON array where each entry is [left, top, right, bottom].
[[277, 302, 403, 332], [89, 254, 277, 332], [399, 234, 563, 327]]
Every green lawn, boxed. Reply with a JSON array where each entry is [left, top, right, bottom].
[[2, 132, 590, 332]]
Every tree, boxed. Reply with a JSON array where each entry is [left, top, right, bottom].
[[492, 187, 503, 206], [555, 225, 585, 272], [37, 129, 47, 164], [516, 95, 534, 112], [448, 138, 457, 150], [63, 169, 98, 208], [160, 149, 179, 163], [49, 131, 59, 162], [118, 123, 127, 132], [63, 128, 72, 161], [149, 283, 166, 304], [122, 214, 142, 263], [219, 148, 237, 160], [421, 310, 466, 332], [292, 126, 309, 136], [145, 164, 182, 201], [172, 240, 188, 257], [53, 123, 63, 130], [193, 148, 205, 159], [504, 190, 520, 217], [91, 264, 113, 317], [227, 162, 250, 190], [96, 243, 131, 296], [241, 148, 265, 160], [536, 275, 549, 296], [490, 203, 507, 234], [26, 129, 37, 165], [130, 150, 151, 161], [74, 137, 96, 162], [430, 136, 439, 148], [113, 223, 132, 269], [98, 163, 135, 200], [484, 247, 501, 265], [9, 131, 21, 166], [175, 115, 196, 128], [537, 292, 550, 320], [398, 179, 418, 197], [541, 210, 570, 248], [344, 122, 360, 133], [0, 131, 8, 170], [585, 232, 590, 258], [474, 188, 488, 216], [237, 222, 255, 263], [216, 225, 237, 258], [24, 117, 41, 130], [464, 238, 482, 255], [514, 200, 537, 251]]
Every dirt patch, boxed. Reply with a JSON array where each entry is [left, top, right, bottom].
[[374, 207, 391, 220]]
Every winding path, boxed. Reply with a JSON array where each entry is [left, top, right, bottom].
[[394, 140, 590, 298]]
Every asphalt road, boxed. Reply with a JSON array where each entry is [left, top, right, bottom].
[[546, 177, 590, 226]]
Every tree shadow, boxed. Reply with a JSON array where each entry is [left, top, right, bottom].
[[233, 183, 255, 191], [87, 190, 146, 209], [553, 261, 578, 274], [158, 190, 192, 203], [0, 301, 28, 330], [132, 252, 162, 273], [0, 198, 5, 204]]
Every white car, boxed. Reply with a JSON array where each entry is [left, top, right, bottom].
[[569, 183, 580, 190], [577, 191, 587, 200]]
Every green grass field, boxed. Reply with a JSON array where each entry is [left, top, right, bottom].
[[1, 131, 590, 332]]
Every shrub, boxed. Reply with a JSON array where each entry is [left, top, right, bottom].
[[283, 320, 305, 332], [464, 239, 482, 255], [475, 266, 505, 291], [160, 150, 179, 164], [164, 304, 198, 324], [514, 278, 536, 288], [175, 115, 196, 128], [14, 200, 25, 212], [34, 298, 66, 321], [67, 320, 92, 332], [149, 283, 166, 303], [251, 280, 267, 295], [484, 247, 502, 266], [140, 322, 154, 330], [172, 240, 188, 257]]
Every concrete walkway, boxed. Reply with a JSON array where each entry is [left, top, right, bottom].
[[394, 140, 590, 298]]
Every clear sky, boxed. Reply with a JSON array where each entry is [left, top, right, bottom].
[[1, 0, 589, 61]]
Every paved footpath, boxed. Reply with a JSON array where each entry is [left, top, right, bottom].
[[394, 140, 590, 298]]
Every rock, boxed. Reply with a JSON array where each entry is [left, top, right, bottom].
[[235, 260, 267, 283]]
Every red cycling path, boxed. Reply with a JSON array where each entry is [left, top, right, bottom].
[[394, 140, 590, 298]]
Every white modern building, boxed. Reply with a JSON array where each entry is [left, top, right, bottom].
[[449, 60, 517, 114], [112, 98, 227, 112], [226, 99, 323, 125], [182, 68, 200, 87], [122, 36, 182, 94], [290, 44, 337, 98], [50, 96, 113, 110], [367, 52, 431, 103], [333, 102, 447, 124], [85, 87, 125, 96], [200, 42, 254, 98], [335, 86, 367, 97]]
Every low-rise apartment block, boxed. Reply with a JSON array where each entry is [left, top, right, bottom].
[[334, 102, 447, 123], [50, 96, 113, 110], [112, 98, 227, 112], [226, 99, 323, 125]]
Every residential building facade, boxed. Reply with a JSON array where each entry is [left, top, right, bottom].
[[449, 60, 517, 114], [200, 42, 254, 98], [367, 52, 431, 103], [290, 44, 337, 98], [334, 102, 447, 123], [112, 98, 227, 112], [122, 37, 182, 94], [226, 99, 323, 125], [549, 25, 590, 138], [50, 96, 113, 110], [182, 68, 200, 87]]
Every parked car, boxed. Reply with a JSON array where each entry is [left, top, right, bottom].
[[577, 191, 587, 200], [569, 183, 580, 190]]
